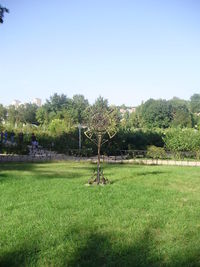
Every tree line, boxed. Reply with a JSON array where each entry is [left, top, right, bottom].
[[1, 93, 200, 157], [122, 94, 200, 130], [0, 93, 200, 132]]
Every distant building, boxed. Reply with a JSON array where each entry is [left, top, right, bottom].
[[120, 107, 136, 116], [128, 107, 136, 113], [12, 100, 21, 107], [32, 98, 42, 107], [119, 108, 127, 115]]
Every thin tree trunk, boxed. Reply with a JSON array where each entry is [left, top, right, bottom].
[[97, 135, 102, 184]]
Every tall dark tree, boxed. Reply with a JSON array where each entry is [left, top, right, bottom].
[[22, 103, 38, 124], [121, 110, 141, 130], [0, 104, 7, 124], [36, 106, 50, 125], [46, 93, 69, 113], [190, 94, 200, 113], [140, 99, 172, 128], [7, 105, 18, 126], [71, 94, 89, 124], [169, 98, 193, 128], [36, 93, 70, 124]]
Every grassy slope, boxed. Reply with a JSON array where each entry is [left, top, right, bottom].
[[0, 162, 200, 267]]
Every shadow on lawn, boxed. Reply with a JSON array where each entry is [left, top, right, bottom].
[[0, 162, 138, 182], [67, 229, 154, 267], [109, 171, 169, 184], [0, 163, 39, 184], [0, 173, 9, 183], [136, 170, 168, 176], [66, 229, 200, 267], [0, 228, 199, 267], [0, 162, 144, 182], [31, 166, 96, 180], [0, 244, 39, 267], [0, 163, 37, 171], [0, 162, 95, 181]]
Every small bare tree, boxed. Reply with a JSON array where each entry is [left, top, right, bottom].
[[84, 97, 118, 185]]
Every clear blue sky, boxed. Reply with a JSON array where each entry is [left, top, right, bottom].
[[0, 0, 200, 106]]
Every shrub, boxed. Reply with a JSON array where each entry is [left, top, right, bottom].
[[147, 145, 166, 159], [195, 150, 200, 160], [0, 143, 29, 155], [48, 119, 72, 135], [163, 128, 200, 152]]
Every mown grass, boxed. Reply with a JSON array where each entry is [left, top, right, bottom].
[[0, 162, 200, 267]]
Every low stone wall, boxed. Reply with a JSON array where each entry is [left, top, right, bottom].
[[1, 154, 200, 167], [126, 158, 200, 167], [0, 154, 68, 162]]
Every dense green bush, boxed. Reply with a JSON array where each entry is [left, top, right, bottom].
[[2, 126, 200, 159], [146, 145, 167, 159], [163, 128, 200, 152], [101, 129, 164, 155], [0, 143, 29, 155], [195, 150, 200, 160], [0, 127, 165, 156]]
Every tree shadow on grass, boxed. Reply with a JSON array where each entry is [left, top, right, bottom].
[[0, 162, 171, 183], [0, 162, 93, 171], [0, 162, 36, 172], [0, 173, 9, 183], [31, 166, 96, 181], [0, 244, 40, 267], [0, 162, 95, 181], [171, 251, 200, 267], [31, 170, 90, 180], [0, 228, 199, 267], [66, 227, 159, 267], [109, 171, 169, 184], [66, 231, 200, 267], [136, 170, 168, 176]]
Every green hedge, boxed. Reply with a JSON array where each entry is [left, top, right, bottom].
[[2, 127, 200, 159], [147, 145, 167, 159], [163, 128, 200, 152]]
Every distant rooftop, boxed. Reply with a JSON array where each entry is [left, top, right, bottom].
[[11, 98, 42, 107]]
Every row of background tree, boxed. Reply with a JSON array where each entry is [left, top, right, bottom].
[[124, 94, 200, 129], [0, 93, 200, 130]]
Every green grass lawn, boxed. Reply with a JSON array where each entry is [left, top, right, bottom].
[[0, 162, 200, 267]]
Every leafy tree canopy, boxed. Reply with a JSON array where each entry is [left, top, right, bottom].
[[140, 99, 172, 128], [169, 98, 193, 128], [190, 94, 200, 113]]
